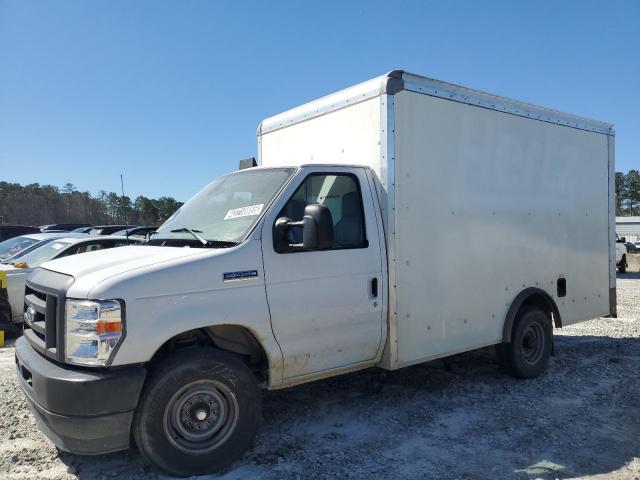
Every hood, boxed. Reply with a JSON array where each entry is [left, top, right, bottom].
[[41, 245, 211, 279]]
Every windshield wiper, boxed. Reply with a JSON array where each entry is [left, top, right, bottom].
[[170, 228, 208, 246], [151, 229, 238, 248]]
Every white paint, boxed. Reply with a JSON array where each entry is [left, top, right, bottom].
[[259, 73, 612, 371], [260, 97, 382, 175], [260, 166, 384, 381], [391, 89, 610, 366]]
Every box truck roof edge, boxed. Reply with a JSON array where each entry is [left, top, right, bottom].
[[258, 70, 614, 137]]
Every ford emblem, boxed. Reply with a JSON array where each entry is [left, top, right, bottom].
[[24, 305, 36, 324]]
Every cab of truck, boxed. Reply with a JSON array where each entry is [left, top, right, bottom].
[[15, 163, 386, 476]]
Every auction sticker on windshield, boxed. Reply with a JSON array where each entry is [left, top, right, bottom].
[[224, 204, 264, 220]]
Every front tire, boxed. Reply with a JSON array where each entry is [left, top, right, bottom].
[[133, 347, 261, 477], [619, 255, 627, 273], [498, 305, 552, 379]]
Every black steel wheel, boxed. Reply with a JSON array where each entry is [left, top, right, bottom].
[[163, 380, 239, 454], [498, 305, 552, 379], [133, 347, 261, 477]]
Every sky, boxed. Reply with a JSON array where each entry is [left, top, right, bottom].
[[0, 0, 638, 202]]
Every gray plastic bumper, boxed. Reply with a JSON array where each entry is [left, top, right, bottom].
[[14, 336, 146, 455]]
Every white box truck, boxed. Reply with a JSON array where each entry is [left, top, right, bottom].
[[15, 71, 615, 476]]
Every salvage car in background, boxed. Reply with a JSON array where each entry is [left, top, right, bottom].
[[111, 226, 157, 239], [40, 223, 92, 232], [616, 236, 629, 273], [89, 225, 136, 235], [0, 232, 88, 262], [0, 235, 140, 329], [72, 226, 95, 234], [0, 225, 41, 242]]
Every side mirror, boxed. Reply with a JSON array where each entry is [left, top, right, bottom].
[[274, 204, 334, 252], [617, 236, 626, 243], [274, 216, 293, 252], [302, 204, 334, 250]]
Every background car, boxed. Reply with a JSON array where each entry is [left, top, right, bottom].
[[111, 226, 157, 239], [616, 236, 628, 273], [72, 226, 95, 233], [88, 225, 136, 235], [40, 223, 92, 232], [0, 235, 140, 329], [624, 242, 638, 254], [0, 225, 40, 242], [0, 232, 88, 262]]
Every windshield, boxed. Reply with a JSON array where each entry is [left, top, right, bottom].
[[155, 168, 294, 243], [11, 240, 72, 267], [0, 236, 41, 261]]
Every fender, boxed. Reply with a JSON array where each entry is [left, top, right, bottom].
[[502, 287, 562, 343]]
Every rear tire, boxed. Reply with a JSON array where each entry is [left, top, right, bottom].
[[133, 347, 261, 477], [498, 305, 552, 379]]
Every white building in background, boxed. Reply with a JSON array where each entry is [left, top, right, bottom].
[[616, 216, 640, 243]]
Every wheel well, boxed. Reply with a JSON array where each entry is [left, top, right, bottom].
[[149, 325, 269, 383], [502, 288, 562, 343]]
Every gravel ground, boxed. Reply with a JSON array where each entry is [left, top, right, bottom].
[[1, 272, 639, 480]]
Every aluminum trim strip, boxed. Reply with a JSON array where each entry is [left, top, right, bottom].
[[401, 73, 613, 135], [258, 75, 391, 135], [258, 71, 614, 138]]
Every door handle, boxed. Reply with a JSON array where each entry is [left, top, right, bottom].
[[370, 277, 378, 298]]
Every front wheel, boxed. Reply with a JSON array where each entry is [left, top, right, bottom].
[[498, 305, 552, 379], [133, 348, 261, 477], [619, 255, 627, 273]]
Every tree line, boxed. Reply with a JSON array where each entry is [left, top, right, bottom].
[[616, 170, 640, 216], [0, 181, 183, 226], [2, 171, 638, 226]]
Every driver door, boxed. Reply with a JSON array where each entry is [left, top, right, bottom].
[[261, 167, 384, 382]]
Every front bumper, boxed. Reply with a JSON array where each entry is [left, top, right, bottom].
[[15, 336, 146, 455]]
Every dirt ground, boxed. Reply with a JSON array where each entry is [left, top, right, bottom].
[[1, 268, 639, 479]]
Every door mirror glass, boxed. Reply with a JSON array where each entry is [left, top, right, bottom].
[[274, 216, 294, 252], [302, 204, 334, 250]]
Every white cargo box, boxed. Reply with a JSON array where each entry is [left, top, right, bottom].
[[258, 71, 615, 370]]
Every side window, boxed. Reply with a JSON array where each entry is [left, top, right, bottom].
[[73, 242, 105, 255], [276, 173, 367, 251]]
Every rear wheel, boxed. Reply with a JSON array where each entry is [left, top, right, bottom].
[[498, 305, 552, 378], [133, 347, 261, 477]]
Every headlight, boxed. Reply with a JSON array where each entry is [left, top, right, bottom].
[[65, 299, 124, 366]]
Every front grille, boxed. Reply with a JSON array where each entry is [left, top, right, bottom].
[[23, 268, 74, 363], [24, 286, 57, 356]]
